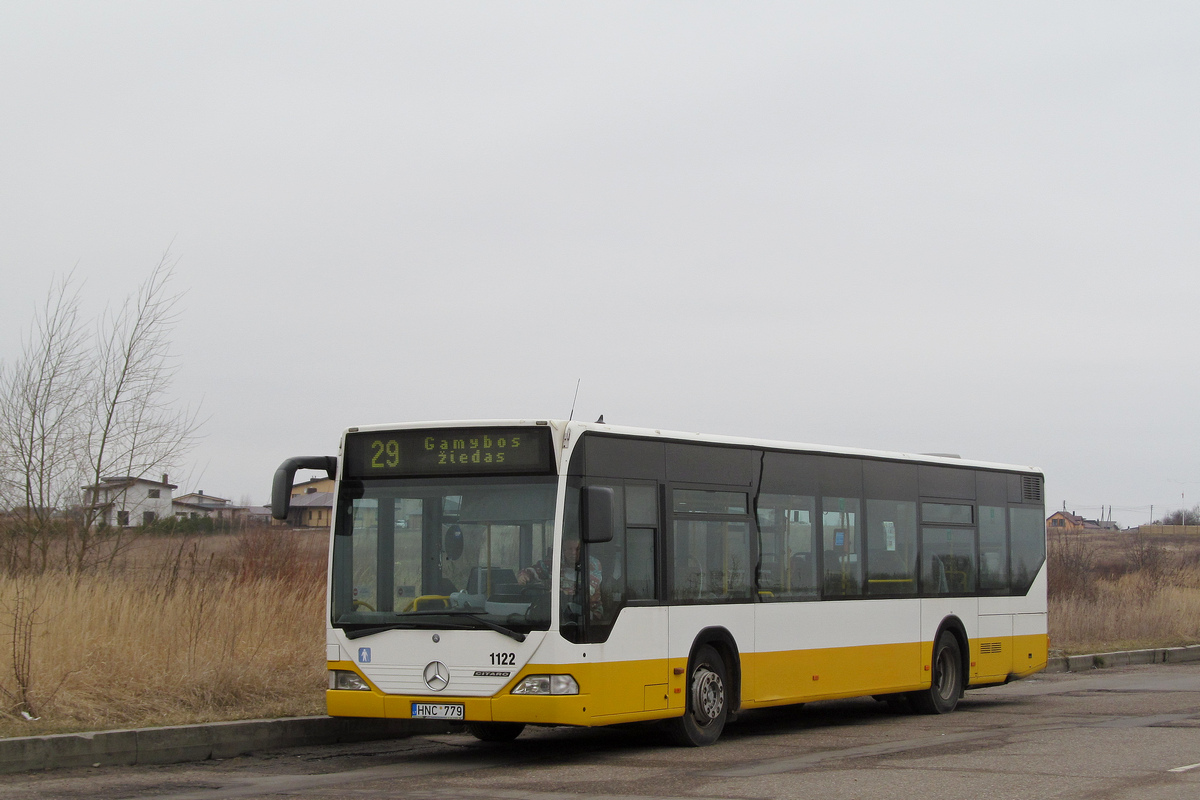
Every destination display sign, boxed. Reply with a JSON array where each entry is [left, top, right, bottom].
[[344, 427, 554, 478]]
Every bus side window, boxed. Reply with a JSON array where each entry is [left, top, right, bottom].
[[672, 519, 752, 600], [625, 484, 658, 601], [865, 499, 917, 595], [1009, 507, 1046, 595], [979, 506, 1008, 591], [756, 494, 817, 600], [586, 481, 660, 642], [583, 484, 623, 636], [921, 527, 976, 595], [626, 527, 656, 600]]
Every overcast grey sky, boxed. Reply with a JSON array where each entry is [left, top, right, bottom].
[[1, 2, 1197, 523]]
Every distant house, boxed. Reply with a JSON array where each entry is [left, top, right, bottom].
[[245, 505, 274, 525], [82, 474, 176, 527], [1047, 511, 1120, 532], [291, 477, 335, 497], [277, 490, 333, 528], [173, 490, 239, 522], [270, 477, 335, 528]]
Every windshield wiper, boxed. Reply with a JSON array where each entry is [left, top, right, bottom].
[[338, 612, 527, 643], [340, 620, 469, 640], [437, 611, 527, 643]]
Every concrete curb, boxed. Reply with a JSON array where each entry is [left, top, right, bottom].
[[0, 716, 445, 775], [1044, 644, 1200, 673]]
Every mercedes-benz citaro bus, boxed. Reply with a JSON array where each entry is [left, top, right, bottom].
[[272, 419, 1047, 746]]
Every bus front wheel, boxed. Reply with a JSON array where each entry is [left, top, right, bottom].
[[672, 644, 728, 746], [909, 631, 963, 714], [465, 722, 525, 742]]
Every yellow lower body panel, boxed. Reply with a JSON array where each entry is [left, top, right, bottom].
[[965, 633, 1049, 687], [743, 641, 925, 708], [1007, 633, 1049, 680], [326, 633, 1049, 726], [326, 687, 387, 718]]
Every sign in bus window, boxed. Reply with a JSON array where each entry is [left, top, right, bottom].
[[822, 497, 861, 596], [866, 499, 917, 594], [672, 490, 747, 515]]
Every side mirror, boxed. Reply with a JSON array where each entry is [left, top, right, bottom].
[[271, 456, 337, 521], [581, 485, 615, 544]]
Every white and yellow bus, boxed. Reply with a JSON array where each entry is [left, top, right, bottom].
[[272, 419, 1047, 746]]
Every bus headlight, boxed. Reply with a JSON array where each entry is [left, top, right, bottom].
[[329, 670, 370, 691], [511, 674, 579, 695]]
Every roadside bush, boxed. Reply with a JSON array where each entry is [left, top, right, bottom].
[[1047, 528, 1098, 600], [143, 516, 225, 536]]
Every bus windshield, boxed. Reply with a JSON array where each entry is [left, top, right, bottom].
[[331, 476, 559, 635]]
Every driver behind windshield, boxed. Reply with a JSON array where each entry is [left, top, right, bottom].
[[517, 539, 603, 620]]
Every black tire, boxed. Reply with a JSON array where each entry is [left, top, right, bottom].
[[672, 644, 729, 747], [908, 630, 963, 714], [465, 722, 526, 742]]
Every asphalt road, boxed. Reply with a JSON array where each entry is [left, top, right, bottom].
[[11, 662, 1200, 800]]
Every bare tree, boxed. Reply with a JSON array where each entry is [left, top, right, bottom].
[[0, 274, 87, 573], [72, 254, 201, 572], [0, 253, 201, 575]]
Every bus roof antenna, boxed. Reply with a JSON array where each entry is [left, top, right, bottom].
[[596, 414, 605, 424], [567, 379, 581, 423]]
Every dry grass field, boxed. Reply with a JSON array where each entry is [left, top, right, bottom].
[[0, 527, 328, 739], [2, 523, 1198, 738], [1048, 526, 1200, 655]]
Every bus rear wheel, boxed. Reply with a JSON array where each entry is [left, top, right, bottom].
[[672, 645, 728, 747], [909, 631, 963, 714], [465, 722, 525, 742]]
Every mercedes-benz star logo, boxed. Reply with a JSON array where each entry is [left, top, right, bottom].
[[423, 660, 450, 692]]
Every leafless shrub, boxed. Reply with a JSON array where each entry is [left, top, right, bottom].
[[223, 525, 325, 585], [1121, 527, 1171, 583], [0, 579, 38, 718], [147, 537, 210, 600], [1047, 528, 1098, 600], [0, 578, 72, 720]]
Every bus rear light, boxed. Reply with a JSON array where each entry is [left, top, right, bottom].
[[329, 670, 370, 691], [511, 674, 579, 695]]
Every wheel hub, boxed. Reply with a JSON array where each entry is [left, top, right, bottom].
[[692, 667, 724, 723]]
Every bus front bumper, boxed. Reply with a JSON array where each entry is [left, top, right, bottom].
[[327, 688, 598, 726]]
